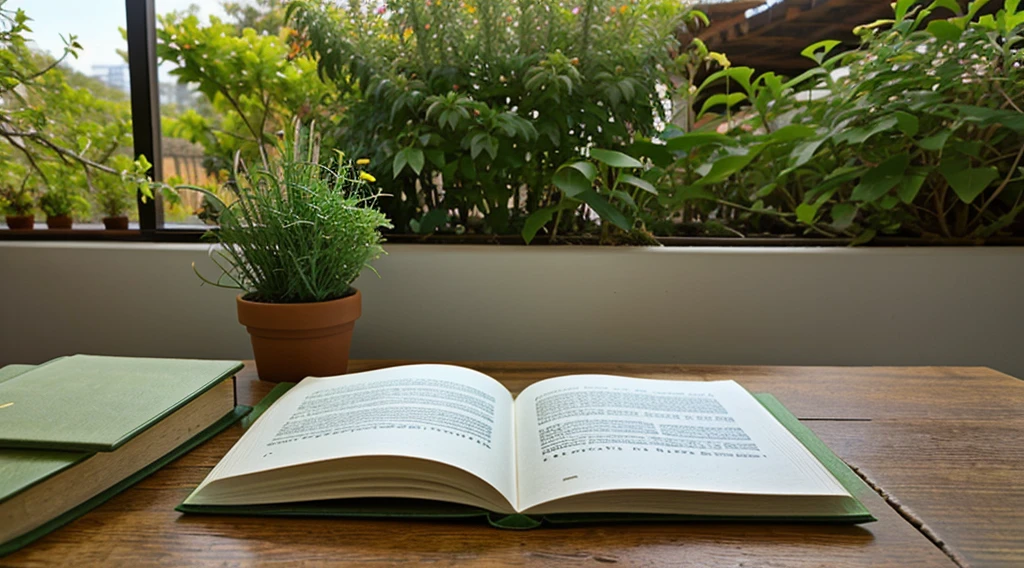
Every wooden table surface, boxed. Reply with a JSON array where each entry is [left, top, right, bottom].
[[6, 361, 1024, 567]]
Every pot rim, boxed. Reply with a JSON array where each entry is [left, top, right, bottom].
[[236, 287, 361, 307], [236, 288, 362, 330]]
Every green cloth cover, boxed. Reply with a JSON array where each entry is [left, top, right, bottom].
[[0, 355, 243, 451]]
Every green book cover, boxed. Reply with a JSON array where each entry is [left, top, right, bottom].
[[0, 364, 41, 386], [177, 389, 876, 527], [0, 355, 243, 452]]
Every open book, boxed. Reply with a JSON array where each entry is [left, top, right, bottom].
[[180, 364, 873, 523]]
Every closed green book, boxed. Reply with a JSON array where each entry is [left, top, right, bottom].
[[0, 355, 248, 556]]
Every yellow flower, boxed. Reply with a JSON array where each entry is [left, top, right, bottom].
[[356, 158, 371, 165], [466, 5, 476, 13], [359, 172, 377, 183], [708, 52, 731, 69]]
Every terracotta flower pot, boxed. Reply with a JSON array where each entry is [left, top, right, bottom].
[[102, 216, 129, 230], [5, 215, 34, 230], [237, 290, 362, 383], [46, 215, 73, 229]]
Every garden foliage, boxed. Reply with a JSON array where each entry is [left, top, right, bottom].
[[286, 0, 691, 237], [656, 0, 1024, 241], [158, 0, 1024, 243]]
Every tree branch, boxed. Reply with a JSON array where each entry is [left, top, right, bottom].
[[4, 129, 122, 176]]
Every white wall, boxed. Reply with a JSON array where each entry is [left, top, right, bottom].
[[1, 242, 1022, 379]]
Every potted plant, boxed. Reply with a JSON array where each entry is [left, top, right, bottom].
[[1, 186, 35, 230], [93, 162, 137, 230], [189, 124, 391, 382], [38, 187, 90, 229]]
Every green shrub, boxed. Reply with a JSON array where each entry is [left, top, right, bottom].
[[662, 0, 1024, 241], [287, 0, 693, 237]]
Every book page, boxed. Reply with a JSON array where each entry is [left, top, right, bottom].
[[193, 364, 516, 509], [514, 375, 850, 513]]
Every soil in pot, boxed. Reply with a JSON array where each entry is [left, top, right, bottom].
[[237, 290, 362, 382], [102, 216, 129, 230], [5, 215, 34, 230], [46, 215, 73, 229]]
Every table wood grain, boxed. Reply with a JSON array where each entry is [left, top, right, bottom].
[[6, 361, 1023, 567]]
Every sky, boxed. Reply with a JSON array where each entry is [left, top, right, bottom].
[[7, 0, 235, 78]]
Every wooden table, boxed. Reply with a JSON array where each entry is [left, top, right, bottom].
[[6, 362, 1024, 567]]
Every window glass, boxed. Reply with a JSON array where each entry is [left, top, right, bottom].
[[2, 0, 134, 229], [157, 0, 281, 228]]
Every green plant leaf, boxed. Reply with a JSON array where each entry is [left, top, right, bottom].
[[696, 151, 761, 185], [755, 183, 777, 198], [470, 133, 488, 159], [782, 67, 827, 90], [850, 228, 877, 246], [796, 203, 819, 225], [926, 20, 963, 41], [663, 186, 717, 208], [928, 0, 962, 15], [424, 149, 446, 169], [917, 131, 951, 151], [552, 162, 597, 197], [589, 148, 642, 168], [789, 138, 827, 169], [894, 0, 916, 20], [415, 208, 448, 234], [697, 92, 747, 118], [765, 124, 816, 143], [484, 136, 499, 160], [522, 205, 557, 244], [800, 40, 842, 63], [610, 189, 637, 209], [578, 189, 632, 231], [954, 105, 1024, 134], [831, 203, 857, 231], [835, 116, 898, 145], [940, 166, 1000, 204], [851, 154, 910, 202], [629, 140, 673, 168], [392, 151, 408, 178], [618, 173, 657, 195], [793, 186, 834, 227], [663, 131, 735, 152], [894, 112, 919, 137], [897, 170, 929, 203], [405, 148, 425, 175]]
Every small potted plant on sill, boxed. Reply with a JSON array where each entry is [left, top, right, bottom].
[[1, 186, 36, 230], [39, 187, 90, 229], [93, 159, 139, 230], [188, 123, 391, 382]]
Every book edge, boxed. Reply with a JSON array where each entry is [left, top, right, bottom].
[[0, 405, 250, 558]]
